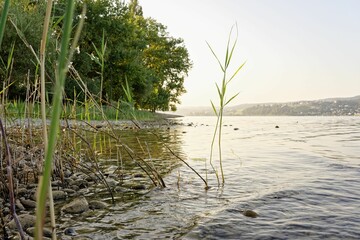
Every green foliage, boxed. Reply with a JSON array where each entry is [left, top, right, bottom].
[[0, 0, 192, 112], [35, 0, 79, 238], [0, 0, 10, 48], [141, 19, 191, 111], [0, 0, 57, 99]]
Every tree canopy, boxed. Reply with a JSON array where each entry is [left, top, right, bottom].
[[0, 0, 192, 111]]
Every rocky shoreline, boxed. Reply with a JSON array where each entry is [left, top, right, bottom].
[[1, 116, 183, 239]]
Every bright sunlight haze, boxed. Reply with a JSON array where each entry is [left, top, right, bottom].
[[138, 0, 360, 107]]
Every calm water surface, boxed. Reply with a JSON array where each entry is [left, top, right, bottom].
[[63, 116, 360, 239]]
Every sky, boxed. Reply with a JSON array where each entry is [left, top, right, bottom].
[[137, 0, 360, 107]]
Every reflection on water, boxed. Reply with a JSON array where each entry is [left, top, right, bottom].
[[61, 116, 360, 239]]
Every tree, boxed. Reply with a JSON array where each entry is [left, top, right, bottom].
[[0, 0, 57, 99], [1, 0, 192, 112], [142, 19, 192, 111]]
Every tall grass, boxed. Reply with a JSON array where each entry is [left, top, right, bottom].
[[88, 29, 107, 103], [39, 0, 56, 238], [207, 24, 245, 185], [0, 1, 210, 237], [35, 1, 85, 239]]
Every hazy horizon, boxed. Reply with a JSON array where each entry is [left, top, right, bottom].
[[175, 93, 360, 108], [138, 0, 360, 107]]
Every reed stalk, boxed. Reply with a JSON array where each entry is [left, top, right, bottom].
[[39, 1, 57, 239], [35, 1, 85, 239], [89, 30, 107, 104], [207, 24, 245, 185]]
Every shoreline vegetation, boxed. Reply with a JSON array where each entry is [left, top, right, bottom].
[[1, 0, 194, 238], [0, 114, 184, 239]]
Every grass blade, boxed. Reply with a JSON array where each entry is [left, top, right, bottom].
[[35, 0, 76, 239], [206, 41, 225, 72], [228, 61, 246, 83], [225, 92, 240, 106], [226, 24, 238, 68], [0, 0, 10, 48], [208, 23, 245, 185], [210, 100, 218, 115]]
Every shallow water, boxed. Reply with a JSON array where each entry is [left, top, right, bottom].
[[62, 116, 360, 239]]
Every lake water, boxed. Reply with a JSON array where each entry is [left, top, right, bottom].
[[63, 116, 360, 239]]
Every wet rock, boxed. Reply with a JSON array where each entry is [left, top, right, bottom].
[[16, 188, 28, 197], [114, 186, 126, 193], [131, 184, 146, 190], [64, 227, 77, 236], [63, 188, 76, 194], [85, 174, 97, 182], [243, 209, 258, 218], [105, 178, 118, 188], [3, 206, 10, 215], [70, 185, 80, 192], [64, 177, 74, 186], [12, 234, 34, 240], [74, 179, 88, 189], [20, 198, 36, 209], [29, 191, 37, 201], [78, 188, 90, 195], [27, 184, 37, 189], [8, 214, 36, 230], [15, 199, 25, 211], [51, 180, 62, 187], [26, 226, 52, 238], [61, 197, 89, 214], [133, 173, 145, 178], [72, 172, 86, 180], [64, 169, 72, 178], [72, 237, 93, 240], [89, 200, 108, 210], [52, 190, 67, 201]]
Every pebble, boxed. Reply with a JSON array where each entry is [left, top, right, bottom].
[[20, 198, 36, 209], [16, 188, 28, 197], [61, 196, 89, 214], [89, 200, 108, 210], [8, 214, 36, 230], [64, 227, 77, 236], [243, 209, 258, 218], [52, 190, 67, 201], [26, 226, 53, 238], [15, 199, 25, 211], [131, 184, 146, 190]]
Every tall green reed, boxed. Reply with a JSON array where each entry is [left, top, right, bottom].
[[38, 0, 57, 238], [122, 76, 136, 119], [35, 2, 85, 239], [88, 29, 107, 103], [207, 24, 245, 185]]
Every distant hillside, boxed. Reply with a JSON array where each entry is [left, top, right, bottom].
[[176, 95, 360, 116]]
